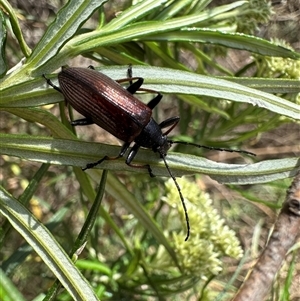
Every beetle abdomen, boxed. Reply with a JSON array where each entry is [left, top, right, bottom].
[[58, 67, 152, 142]]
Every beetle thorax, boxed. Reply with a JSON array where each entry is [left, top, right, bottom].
[[134, 118, 170, 155]]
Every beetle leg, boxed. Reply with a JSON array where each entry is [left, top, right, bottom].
[[159, 116, 180, 135], [126, 144, 155, 177], [126, 66, 163, 100], [82, 156, 110, 170], [71, 118, 94, 126], [126, 78, 144, 94], [127, 64, 133, 85], [43, 74, 62, 93], [82, 142, 130, 171], [146, 93, 162, 109]]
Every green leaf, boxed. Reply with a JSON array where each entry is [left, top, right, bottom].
[[0, 186, 99, 301], [103, 0, 169, 31], [1, 133, 299, 185], [0, 76, 61, 106], [2, 67, 299, 121], [40, 1, 248, 71], [0, 0, 31, 59], [0, 268, 26, 301], [145, 29, 300, 59], [28, 0, 107, 71], [221, 77, 300, 94], [102, 66, 300, 120], [3, 107, 74, 139], [0, 9, 7, 77]]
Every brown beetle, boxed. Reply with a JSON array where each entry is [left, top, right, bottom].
[[44, 66, 255, 240]]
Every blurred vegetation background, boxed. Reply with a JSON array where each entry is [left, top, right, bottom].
[[0, 0, 299, 300]]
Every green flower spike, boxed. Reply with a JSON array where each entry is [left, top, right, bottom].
[[163, 178, 243, 278]]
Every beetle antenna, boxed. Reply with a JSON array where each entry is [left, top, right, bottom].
[[168, 140, 256, 156], [160, 154, 190, 241]]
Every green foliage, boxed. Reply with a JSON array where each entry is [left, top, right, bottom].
[[0, 0, 299, 300]]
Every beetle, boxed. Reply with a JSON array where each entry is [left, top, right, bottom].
[[43, 66, 255, 241]]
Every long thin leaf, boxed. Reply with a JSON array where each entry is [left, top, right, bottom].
[[42, 1, 248, 71], [0, 268, 26, 301], [144, 29, 300, 59], [1, 67, 299, 120], [28, 0, 107, 69], [221, 77, 300, 94], [103, 0, 169, 31], [0, 133, 299, 184], [0, 186, 99, 301], [0, 0, 31, 58], [0, 8, 7, 76]]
